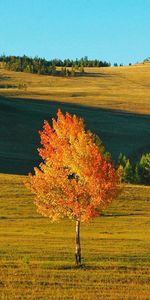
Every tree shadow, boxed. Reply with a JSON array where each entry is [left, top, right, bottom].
[[82, 72, 114, 78], [51, 264, 132, 271], [48, 264, 100, 270], [0, 84, 17, 89], [0, 75, 11, 81]]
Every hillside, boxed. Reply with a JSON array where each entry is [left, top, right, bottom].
[[0, 63, 150, 114], [0, 64, 150, 175]]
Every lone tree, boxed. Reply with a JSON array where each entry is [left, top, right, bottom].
[[25, 110, 120, 265]]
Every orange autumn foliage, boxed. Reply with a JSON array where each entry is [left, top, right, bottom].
[[26, 110, 120, 222]]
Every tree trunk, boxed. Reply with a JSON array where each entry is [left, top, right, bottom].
[[75, 220, 81, 265]]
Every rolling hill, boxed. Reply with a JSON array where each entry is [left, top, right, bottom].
[[0, 63, 150, 175], [0, 64, 150, 300]]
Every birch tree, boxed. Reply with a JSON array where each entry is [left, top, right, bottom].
[[25, 110, 120, 265]]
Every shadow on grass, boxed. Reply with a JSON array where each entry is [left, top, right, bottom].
[[44, 264, 139, 271], [0, 75, 11, 81], [43, 264, 100, 270], [0, 95, 150, 175], [81, 72, 114, 78], [0, 84, 17, 89]]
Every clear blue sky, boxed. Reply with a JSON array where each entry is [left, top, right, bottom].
[[0, 0, 150, 65]]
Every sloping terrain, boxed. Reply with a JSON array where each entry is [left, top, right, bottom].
[[0, 63, 150, 114], [0, 96, 150, 174], [0, 64, 150, 174], [0, 65, 150, 299]]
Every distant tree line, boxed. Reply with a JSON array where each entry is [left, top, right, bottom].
[[0, 55, 111, 77], [117, 153, 150, 185]]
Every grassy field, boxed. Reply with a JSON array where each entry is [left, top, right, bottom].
[[0, 63, 150, 174], [0, 173, 150, 299], [0, 63, 150, 114], [0, 64, 150, 299]]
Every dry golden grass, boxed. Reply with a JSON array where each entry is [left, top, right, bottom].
[[0, 64, 150, 174], [0, 173, 150, 299], [0, 64, 150, 299], [0, 63, 150, 114]]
